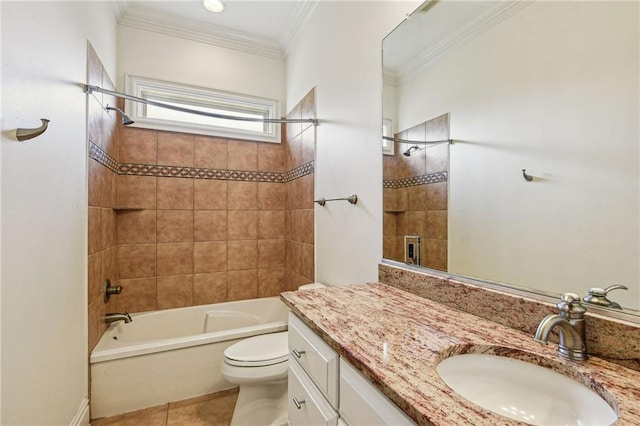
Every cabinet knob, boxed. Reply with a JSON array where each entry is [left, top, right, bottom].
[[292, 348, 306, 358], [292, 397, 306, 410]]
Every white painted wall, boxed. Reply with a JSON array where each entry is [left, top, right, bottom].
[[1, 1, 117, 423], [117, 25, 286, 117], [286, 1, 421, 285], [396, 2, 640, 305]]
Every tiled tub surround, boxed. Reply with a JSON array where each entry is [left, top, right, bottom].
[[87, 88, 316, 314], [380, 263, 640, 371], [87, 43, 119, 352], [281, 283, 640, 425], [383, 114, 449, 271]]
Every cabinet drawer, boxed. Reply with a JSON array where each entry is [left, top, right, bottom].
[[288, 358, 338, 426], [288, 313, 339, 407], [339, 358, 415, 425]]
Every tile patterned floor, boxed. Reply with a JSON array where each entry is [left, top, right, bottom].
[[91, 388, 238, 426]]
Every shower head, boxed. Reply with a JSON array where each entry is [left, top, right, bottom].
[[403, 145, 421, 157], [106, 105, 134, 126]]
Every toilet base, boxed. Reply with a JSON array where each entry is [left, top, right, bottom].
[[230, 382, 288, 426]]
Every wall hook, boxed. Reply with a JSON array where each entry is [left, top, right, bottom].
[[16, 118, 50, 141], [522, 169, 533, 182]]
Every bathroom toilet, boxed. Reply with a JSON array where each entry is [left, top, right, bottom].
[[221, 283, 326, 426]]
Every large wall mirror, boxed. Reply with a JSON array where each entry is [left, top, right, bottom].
[[382, 0, 640, 315]]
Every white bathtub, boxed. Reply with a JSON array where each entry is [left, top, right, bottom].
[[90, 297, 288, 419]]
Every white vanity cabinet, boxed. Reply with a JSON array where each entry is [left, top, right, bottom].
[[288, 313, 416, 426], [288, 312, 339, 425]]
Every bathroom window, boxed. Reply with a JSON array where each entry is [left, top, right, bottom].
[[125, 74, 281, 143], [382, 118, 394, 155]]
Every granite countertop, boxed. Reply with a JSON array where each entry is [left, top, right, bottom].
[[281, 283, 640, 426]]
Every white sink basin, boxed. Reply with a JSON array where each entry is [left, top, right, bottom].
[[437, 353, 617, 425]]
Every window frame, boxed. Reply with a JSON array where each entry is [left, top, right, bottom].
[[124, 74, 282, 143], [382, 118, 395, 155]]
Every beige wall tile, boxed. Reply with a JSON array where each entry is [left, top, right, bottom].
[[258, 210, 285, 240], [227, 240, 257, 271], [194, 210, 227, 242], [227, 181, 257, 211], [194, 180, 227, 210], [300, 126, 315, 165], [194, 241, 227, 273], [426, 210, 448, 240], [88, 296, 106, 353], [258, 268, 285, 297], [194, 136, 227, 169], [285, 134, 303, 170], [88, 253, 103, 304], [157, 242, 194, 276], [157, 178, 194, 210], [285, 103, 302, 143], [227, 270, 258, 301], [383, 212, 397, 237], [157, 210, 194, 243], [119, 128, 157, 164], [88, 97, 103, 148], [424, 238, 447, 271], [257, 142, 284, 173], [89, 159, 107, 207], [425, 142, 449, 175], [227, 210, 257, 240], [194, 272, 227, 305], [405, 211, 427, 238], [116, 278, 157, 313], [157, 132, 194, 167], [426, 182, 448, 210], [258, 239, 285, 268], [88, 207, 102, 255], [258, 182, 285, 211], [407, 185, 428, 211], [227, 140, 257, 171], [157, 274, 194, 309], [117, 210, 157, 244], [117, 175, 157, 209], [101, 208, 117, 249], [118, 244, 156, 279]]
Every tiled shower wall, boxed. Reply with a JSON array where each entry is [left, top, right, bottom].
[[383, 114, 449, 271], [87, 44, 119, 352], [87, 43, 316, 332], [284, 91, 315, 289]]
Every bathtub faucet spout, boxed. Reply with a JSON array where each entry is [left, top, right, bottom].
[[105, 311, 132, 324]]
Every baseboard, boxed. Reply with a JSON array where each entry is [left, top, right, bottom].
[[69, 397, 90, 426]]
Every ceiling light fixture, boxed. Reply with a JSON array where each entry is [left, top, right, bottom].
[[203, 0, 226, 13]]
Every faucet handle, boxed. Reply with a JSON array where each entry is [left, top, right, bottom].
[[558, 292, 586, 319], [582, 285, 628, 309]]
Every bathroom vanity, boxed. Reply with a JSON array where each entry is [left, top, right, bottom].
[[287, 312, 413, 425], [281, 283, 640, 425]]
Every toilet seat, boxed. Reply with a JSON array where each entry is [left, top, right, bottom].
[[224, 332, 288, 367]]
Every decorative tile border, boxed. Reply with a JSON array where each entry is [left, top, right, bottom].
[[383, 171, 447, 189], [89, 141, 119, 174], [89, 140, 313, 183]]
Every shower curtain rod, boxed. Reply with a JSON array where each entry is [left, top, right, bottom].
[[84, 85, 318, 126], [383, 136, 452, 145]]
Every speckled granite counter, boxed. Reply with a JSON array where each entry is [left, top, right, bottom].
[[281, 283, 640, 426]]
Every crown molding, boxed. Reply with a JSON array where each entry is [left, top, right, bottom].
[[396, 1, 534, 84], [117, 3, 285, 60], [116, 1, 319, 62], [280, 1, 319, 57]]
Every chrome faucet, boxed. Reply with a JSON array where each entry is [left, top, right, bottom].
[[105, 312, 132, 324], [533, 293, 587, 361]]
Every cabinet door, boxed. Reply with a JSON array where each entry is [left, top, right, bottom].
[[288, 358, 339, 426], [288, 313, 339, 407], [339, 359, 416, 426]]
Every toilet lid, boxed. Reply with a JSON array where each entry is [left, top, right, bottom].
[[224, 332, 288, 367]]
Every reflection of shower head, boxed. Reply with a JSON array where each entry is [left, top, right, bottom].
[[106, 105, 134, 126], [403, 145, 421, 157]]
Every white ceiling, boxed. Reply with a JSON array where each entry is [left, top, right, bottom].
[[116, 0, 318, 59]]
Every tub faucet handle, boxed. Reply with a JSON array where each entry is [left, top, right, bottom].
[[104, 279, 124, 303]]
